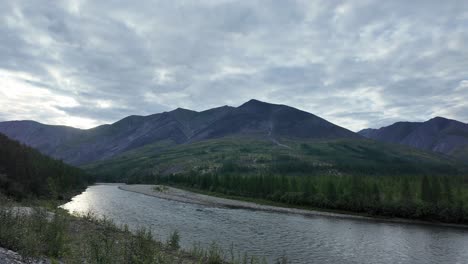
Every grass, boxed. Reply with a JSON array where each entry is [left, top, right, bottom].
[[189, 242, 271, 264], [0, 203, 286, 264], [0, 206, 206, 263], [154, 185, 169, 193]]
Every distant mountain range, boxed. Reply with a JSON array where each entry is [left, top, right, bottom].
[[359, 117, 468, 160], [0, 99, 359, 165], [1, 99, 465, 181]]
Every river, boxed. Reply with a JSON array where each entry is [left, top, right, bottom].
[[61, 184, 468, 264]]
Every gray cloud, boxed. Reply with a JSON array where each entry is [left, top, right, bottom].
[[0, 0, 467, 131]]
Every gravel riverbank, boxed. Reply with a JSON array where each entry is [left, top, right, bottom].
[[119, 184, 376, 220], [119, 184, 468, 229]]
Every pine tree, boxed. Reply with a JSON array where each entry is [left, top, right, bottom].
[[421, 176, 432, 203], [372, 183, 381, 204], [442, 176, 453, 203], [326, 181, 337, 202], [431, 177, 441, 204], [400, 177, 412, 203]]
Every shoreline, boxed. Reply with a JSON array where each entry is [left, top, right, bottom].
[[118, 184, 468, 230]]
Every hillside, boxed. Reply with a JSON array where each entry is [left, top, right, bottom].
[[83, 136, 468, 224], [83, 136, 463, 183], [359, 117, 468, 160], [0, 99, 359, 165], [0, 133, 92, 199]]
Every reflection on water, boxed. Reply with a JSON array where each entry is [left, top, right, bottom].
[[62, 185, 468, 264]]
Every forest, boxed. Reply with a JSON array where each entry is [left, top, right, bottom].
[[0, 133, 93, 200], [156, 167, 468, 224]]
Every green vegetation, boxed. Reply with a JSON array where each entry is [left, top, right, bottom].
[[190, 242, 269, 264], [85, 137, 464, 182], [0, 207, 200, 263], [158, 173, 468, 224], [0, 133, 275, 263], [0, 133, 93, 200], [86, 137, 468, 223], [167, 230, 180, 250], [0, 206, 279, 263], [154, 185, 169, 192]]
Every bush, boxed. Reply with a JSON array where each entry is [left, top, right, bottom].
[[0, 208, 68, 258], [167, 230, 180, 250]]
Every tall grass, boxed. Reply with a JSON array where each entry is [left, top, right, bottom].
[[190, 242, 271, 264], [0, 207, 186, 263], [0, 206, 286, 263], [0, 207, 66, 258]]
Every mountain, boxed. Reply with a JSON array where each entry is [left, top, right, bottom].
[[0, 133, 92, 199], [0, 99, 360, 165], [358, 117, 468, 160], [1, 100, 464, 185], [191, 100, 359, 140]]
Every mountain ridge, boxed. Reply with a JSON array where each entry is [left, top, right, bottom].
[[0, 99, 359, 165], [359, 117, 468, 160]]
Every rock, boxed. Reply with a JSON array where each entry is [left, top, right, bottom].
[[0, 247, 23, 264], [0, 247, 53, 264]]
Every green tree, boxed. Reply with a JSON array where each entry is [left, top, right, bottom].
[[430, 177, 441, 204], [326, 181, 337, 203], [421, 176, 431, 203], [371, 183, 381, 204], [400, 177, 412, 203], [442, 176, 453, 203]]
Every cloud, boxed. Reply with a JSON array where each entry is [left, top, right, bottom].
[[0, 0, 467, 131]]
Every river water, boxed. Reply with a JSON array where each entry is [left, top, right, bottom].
[[62, 185, 468, 264]]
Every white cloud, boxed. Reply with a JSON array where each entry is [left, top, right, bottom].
[[0, 0, 466, 131], [0, 69, 99, 127]]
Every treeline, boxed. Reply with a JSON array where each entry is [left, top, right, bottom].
[[157, 171, 468, 224], [0, 133, 93, 199]]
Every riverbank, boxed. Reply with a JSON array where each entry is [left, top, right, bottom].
[[119, 184, 468, 229], [0, 203, 219, 264]]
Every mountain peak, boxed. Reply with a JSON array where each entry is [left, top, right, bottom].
[[246, 99, 263, 104], [237, 99, 281, 115], [240, 99, 272, 107], [426, 116, 464, 127], [0, 100, 362, 165], [429, 116, 450, 122], [238, 99, 283, 111], [171, 107, 197, 113]]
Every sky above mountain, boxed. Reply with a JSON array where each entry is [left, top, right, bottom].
[[0, 0, 467, 131]]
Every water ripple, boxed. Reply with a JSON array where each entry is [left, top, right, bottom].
[[62, 185, 468, 264]]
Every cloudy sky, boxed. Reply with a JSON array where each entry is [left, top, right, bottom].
[[0, 0, 467, 131]]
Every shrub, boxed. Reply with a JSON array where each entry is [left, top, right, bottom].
[[167, 230, 180, 250]]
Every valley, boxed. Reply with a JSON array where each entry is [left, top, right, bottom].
[[2, 1, 467, 263], [1, 100, 468, 263]]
